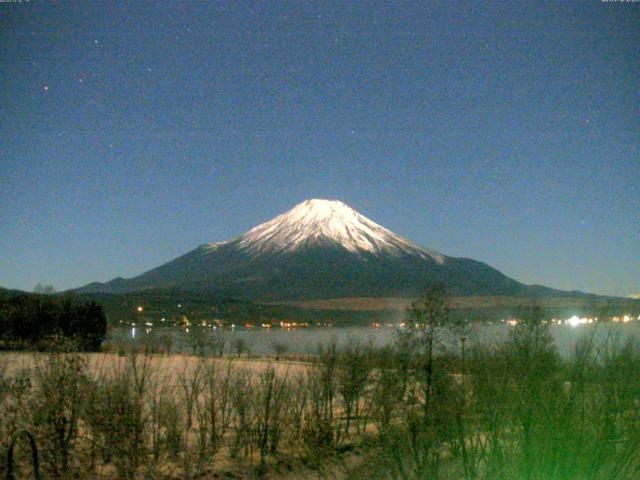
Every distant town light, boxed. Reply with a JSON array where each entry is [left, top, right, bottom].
[[567, 315, 581, 327], [136, 306, 144, 312]]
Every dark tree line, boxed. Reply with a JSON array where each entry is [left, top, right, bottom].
[[0, 294, 107, 351]]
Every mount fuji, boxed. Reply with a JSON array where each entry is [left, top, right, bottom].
[[76, 199, 579, 300]]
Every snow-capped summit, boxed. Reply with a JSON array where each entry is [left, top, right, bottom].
[[234, 199, 445, 262]]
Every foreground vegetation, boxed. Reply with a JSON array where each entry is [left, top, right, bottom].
[[1, 289, 639, 479]]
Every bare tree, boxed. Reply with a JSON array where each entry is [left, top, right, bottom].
[[272, 342, 287, 361], [232, 337, 249, 357], [404, 283, 451, 418]]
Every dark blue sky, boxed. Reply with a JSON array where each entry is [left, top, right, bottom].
[[1, 1, 638, 296]]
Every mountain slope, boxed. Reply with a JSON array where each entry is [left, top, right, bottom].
[[76, 199, 582, 300]]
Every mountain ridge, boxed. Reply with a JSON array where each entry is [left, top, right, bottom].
[[74, 199, 603, 301]]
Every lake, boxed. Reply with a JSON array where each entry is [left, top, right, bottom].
[[108, 321, 640, 358]]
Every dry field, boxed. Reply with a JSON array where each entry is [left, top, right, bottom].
[[1, 352, 311, 379]]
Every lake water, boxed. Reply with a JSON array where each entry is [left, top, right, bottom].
[[109, 322, 640, 358]]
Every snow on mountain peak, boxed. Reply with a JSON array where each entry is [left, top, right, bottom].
[[235, 199, 445, 262]]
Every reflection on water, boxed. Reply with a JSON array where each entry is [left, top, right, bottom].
[[108, 322, 640, 358]]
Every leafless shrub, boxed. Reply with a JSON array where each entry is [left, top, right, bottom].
[[254, 366, 291, 468], [199, 358, 234, 458], [372, 347, 404, 433], [300, 343, 339, 466], [83, 352, 151, 479], [178, 359, 203, 430], [29, 351, 89, 477], [287, 373, 309, 440], [159, 395, 183, 459], [0, 365, 33, 477], [336, 338, 372, 440], [272, 341, 288, 361], [232, 337, 249, 357], [229, 369, 254, 460], [210, 328, 227, 357]]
